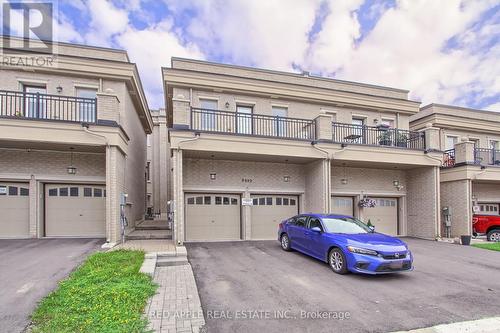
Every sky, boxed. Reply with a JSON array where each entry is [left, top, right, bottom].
[[7, 0, 500, 111]]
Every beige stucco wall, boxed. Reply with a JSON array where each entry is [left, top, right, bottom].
[[331, 166, 407, 194], [439, 128, 500, 150], [406, 167, 439, 239], [440, 180, 472, 237]]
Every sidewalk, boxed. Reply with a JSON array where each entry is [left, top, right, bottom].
[[392, 316, 500, 333]]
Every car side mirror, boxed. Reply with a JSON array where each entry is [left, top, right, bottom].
[[368, 225, 375, 232], [311, 226, 322, 233]]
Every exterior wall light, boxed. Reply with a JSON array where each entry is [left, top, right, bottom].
[[341, 178, 348, 185], [225, 102, 230, 108], [56, 86, 63, 93], [67, 166, 77, 174], [393, 180, 400, 187], [210, 173, 216, 180], [283, 175, 290, 182]]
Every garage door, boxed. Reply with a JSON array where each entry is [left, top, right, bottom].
[[185, 194, 240, 241], [331, 196, 354, 216], [0, 182, 30, 238], [45, 184, 105, 237], [251, 195, 299, 240], [364, 197, 398, 235]]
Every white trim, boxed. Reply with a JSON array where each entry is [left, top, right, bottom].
[[73, 84, 99, 96], [351, 114, 368, 119], [235, 99, 256, 106], [198, 96, 219, 101], [271, 103, 289, 109], [17, 78, 48, 88]]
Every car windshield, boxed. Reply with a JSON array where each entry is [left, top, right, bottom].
[[321, 217, 372, 234]]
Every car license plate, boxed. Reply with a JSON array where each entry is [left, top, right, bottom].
[[389, 261, 403, 269]]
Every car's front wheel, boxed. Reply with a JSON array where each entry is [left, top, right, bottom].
[[487, 229, 500, 242], [280, 233, 291, 251], [329, 248, 348, 274]]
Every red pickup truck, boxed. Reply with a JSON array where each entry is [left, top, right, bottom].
[[473, 215, 500, 241]]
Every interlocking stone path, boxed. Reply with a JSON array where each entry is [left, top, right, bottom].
[[145, 264, 205, 333]]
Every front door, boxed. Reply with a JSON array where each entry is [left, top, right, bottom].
[[272, 106, 288, 137]]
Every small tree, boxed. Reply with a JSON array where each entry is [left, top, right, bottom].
[[367, 219, 373, 227]]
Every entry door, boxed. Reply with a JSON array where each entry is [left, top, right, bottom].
[[45, 184, 106, 237], [272, 106, 288, 137], [199, 99, 217, 131], [185, 194, 240, 241], [236, 105, 252, 134], [24, 85, 47, 118], [76, 88, 97, 122], [331, 196, 354, 216], [0, 183, 30, 238], [251, 195, 299, 239], [364, 197, 398, 235]]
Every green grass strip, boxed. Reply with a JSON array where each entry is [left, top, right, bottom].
[[31, 250, 157, 333], [472, 242, 500, 252]]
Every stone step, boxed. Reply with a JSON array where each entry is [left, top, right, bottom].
[[135, 225, 169, 231], [156, 257, 188, 267], [126, 230, 172, 240]]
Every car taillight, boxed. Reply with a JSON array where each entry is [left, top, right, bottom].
[[472, 217, 478, 224]]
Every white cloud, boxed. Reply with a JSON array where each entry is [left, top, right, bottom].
[[84, 0, 129, 46], [484, 102, 500, 112]]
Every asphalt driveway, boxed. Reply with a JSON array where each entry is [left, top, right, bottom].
[[187, 239, 500, 333], [0, 238, 103, 332]]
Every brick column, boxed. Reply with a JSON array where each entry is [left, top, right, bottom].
[[172, 99, 191, 129], [455, 140, 475, 164], [423, 123, 440, 151], [106, 146, 126, 244], [97, 91, 120, 123], [172, 149, 184, 245], [29, 176, 37, 238], [314, 113, 333, 141]]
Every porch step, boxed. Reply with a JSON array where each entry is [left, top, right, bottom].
[[126, 229, 172, 240], [135, 225, 169, 231], [156, 256, 189, 267]]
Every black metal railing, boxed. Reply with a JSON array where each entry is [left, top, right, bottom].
[[0, 90, 97, 123], [190, 108, 316, 140], [442, 149, 455, 168], [474, 148, 500, 166], [331, 122, 425, 150]]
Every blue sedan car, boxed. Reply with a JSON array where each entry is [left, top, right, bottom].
[[278, 214, 413, 275]]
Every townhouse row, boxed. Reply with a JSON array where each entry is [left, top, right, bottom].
[[1, 37, 498, 245]]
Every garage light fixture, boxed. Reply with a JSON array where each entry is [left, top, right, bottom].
[[341, 178, 348, 185], [67, 148, 77, 175], [393, 180, 400, 187], [283, 175, 290, 182], [210, 173, 216, 180]]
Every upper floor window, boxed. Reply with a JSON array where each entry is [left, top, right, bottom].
[[380, 118, 394, 128], [446, 135, 458, 150], [490, 140, 499, 150], [76, 87, 97, 123], [272, 106, 288, 137], [199, 99, 218, 130], [236, 105, 253, 134]]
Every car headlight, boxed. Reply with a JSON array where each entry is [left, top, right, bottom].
[[347, 246, 378, 256]]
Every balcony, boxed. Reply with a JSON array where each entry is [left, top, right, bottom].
[[475, 148, 500, 166], [442, 149, 455, 168], [331, 122, 426, 150], [0, 89, 97, 124], [190, 107, 316, 140]]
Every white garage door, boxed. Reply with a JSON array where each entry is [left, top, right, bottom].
[[45, 184, 106, 237], [0, 182, 30, 238], [185, 194, 240, 241], [364, 197, 398, 235], [251, 195, 299, 240], [331, 196, 354, 216]]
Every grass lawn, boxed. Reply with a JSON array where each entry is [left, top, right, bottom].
[[31, 250, 157, 333], [472, 242, 500, 252]]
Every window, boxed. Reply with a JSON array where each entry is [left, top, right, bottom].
[[272, 106, 288, 137], [59, 188, 68, 196], [24, 85, 47, 118], [259, 197, 265, 205], [446, 135, 459, 150], [93, 188, 102, 197], [84, 187, 92, 197], [236, 105, 253, 134], [295, 216, 307, 227], [204, 196, 211, 205], [195, 196, 203, 204], [0, 186, 6, 195], [283, 198, 289, 206], [290, 198, 296, 206], [20, 188, 29, 196], [276, 197, 282, 205], [223, 197, 230, 205], [70, 187, 79, 197], [381, 118, 394, 128], [478, 203, 500, 215], [187, 197, 195, 205], [252, 198, 258, 205], [215, 196, 222, 205], [8, 186, 18, 196], [199, 99, 218, 130], [48, 189, 57, 196], [76, 87, 97, 122], [231, 198, 238, 205], [146, 162, 151, 182], [308, 218, 323, 231], [266, 197, 272, 205], [351, 118, 365, 144]]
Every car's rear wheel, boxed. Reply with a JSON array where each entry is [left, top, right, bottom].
[[280, 233, 291, 251], [487, 229, 500, 242], [329, 248, 348, 274]]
